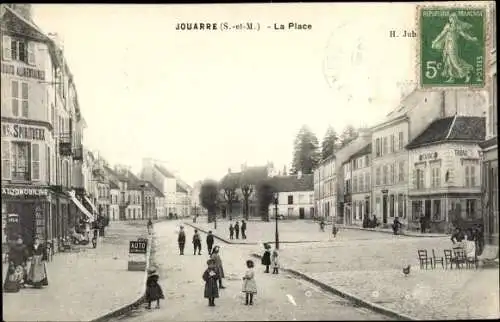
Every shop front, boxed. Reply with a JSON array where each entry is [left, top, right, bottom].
[[482, 140, 499, 246]]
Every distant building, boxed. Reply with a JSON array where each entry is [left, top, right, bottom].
[[314, 156, 336, 221], [268, 172, 314, 219], [406, 116, 486, 233]]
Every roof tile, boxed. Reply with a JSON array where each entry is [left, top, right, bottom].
[[268, 174, 313, 192]]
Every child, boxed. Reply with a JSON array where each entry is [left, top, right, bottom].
[[3, 264, 23, 293], [261, 243, 271, 273], [203, 259, 220, 307], [145, 268, 164, 309], [242, 260, 257, 305], [271, 249, 279, 274], [229, 224, 234, 240]]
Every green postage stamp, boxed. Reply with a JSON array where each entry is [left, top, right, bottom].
[[418, 6, 487, 88]]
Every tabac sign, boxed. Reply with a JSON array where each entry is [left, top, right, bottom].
[[1, 123, 45, 141]]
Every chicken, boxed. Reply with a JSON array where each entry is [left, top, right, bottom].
[[402, 265, 411, 276]]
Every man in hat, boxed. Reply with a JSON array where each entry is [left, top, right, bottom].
[[178, 226, 186, 255], [206, 231, 215, 255], [145, 268, 164, 309]]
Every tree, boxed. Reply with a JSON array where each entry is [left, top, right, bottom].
[[340, 125, 359, 147], [199, 179, 219, 222], [256, 179, 275, 222], [220, 174, 239, 220], [321, 126, 339, 160], [282, 165, 287, 176], [239, 173, 253, 221], [291, 125, 320, 175]]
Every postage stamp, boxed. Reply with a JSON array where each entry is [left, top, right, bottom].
[[418, 5, 487, 89]]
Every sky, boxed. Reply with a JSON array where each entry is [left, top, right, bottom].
[[32, 3, 419, 186]]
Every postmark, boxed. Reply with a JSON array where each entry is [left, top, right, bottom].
[[417, 5, 488, 89]]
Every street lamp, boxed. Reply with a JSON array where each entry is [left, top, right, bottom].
[[273, 191, 280, 250]]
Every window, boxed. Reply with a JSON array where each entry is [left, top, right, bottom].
[[365, 155, 370, 167], [359, 174, 364, 192], [390, 194, 395, 217], [389, 164, 395, 185], [398, 194, 404, 218], [2, 141, 11, 179], [287, 208, 293, 216], [31, 143, 40, 181], [375, 138, 381, 157], [46, 147, 50, 184], [382, 165, 388, 185], [10, 81, 29, 117], [416, 168, 425, 189], [398, 161, 405, 182], [398, 132, 404, 150], [352, 175, 357, 193], [390, 135, 395, 153], [11, 38, 26, 62], [375, 167, 381, 186], [287, 195, 293, 205], [431, 167, 440, 188], [466, 199, 476, 218], [432, 200, 442, 221], [11, 142, 30, 181], [365, 172, 371, 190], [465, 165, 477, 187], [382, 137, 388, 155]]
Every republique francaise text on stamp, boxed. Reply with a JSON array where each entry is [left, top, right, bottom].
[[418, 5, 487, 89]]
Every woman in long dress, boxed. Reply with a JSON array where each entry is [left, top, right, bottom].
[[431, 13, 478, 83], [26, 237, 48, 289], [210, 246, 225, 289]]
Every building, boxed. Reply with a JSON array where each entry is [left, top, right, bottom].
[[138, 180, 156, 220], [108, 180, 120, 221], [1, 5, 92, 248], [344, 143, 372, 226], [481, 3, 498, 246], [152, 184, 165, 220], [103, 165, 142, 220], [406, 116, 486, 233], [314, 155, 336, 221], [268, 173, 314, 219], [191, 180, 206, 216], [175, 178, 192, 218], [219, 163, 273, 219]]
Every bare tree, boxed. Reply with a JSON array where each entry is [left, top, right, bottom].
[[220, 174, 239, 220]]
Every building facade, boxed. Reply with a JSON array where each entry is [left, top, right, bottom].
[[268, 174, 314, 219], [314, 156, 336, 221], [481, 3, 498, 246], [407, 116, 486, 233], [348, 143, 372, 226]]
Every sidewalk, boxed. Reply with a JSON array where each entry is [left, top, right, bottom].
[[340, 224, 448, 238], [2, 222, 151, 322]]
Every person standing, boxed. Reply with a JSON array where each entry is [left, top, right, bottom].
[[178, 226, 186, 255], [193, 229, 202, 255], [419, 214, 427, 233], [241, 220, 247, 239], [234, 221, 240, 239], [210, 246, 226, 289], [145, 268, 164, 309], [261, 243, 271, 273], [206, 231, 214, 255], [229, 224, 234, 240], [147, 219, 153, 234], [203, 259, 220, 307], [26, 237, 48, 289], [271, 249, 280, 274], [242, 260, 257, 305]]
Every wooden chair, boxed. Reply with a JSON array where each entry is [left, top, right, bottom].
[[432, 249, 444, 269], [444, 249, 454, 269], [453, 247, 467, 269], [417, 249, 432, 270]]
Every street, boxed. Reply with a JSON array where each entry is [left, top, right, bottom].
[[109, 220, 391, 321]]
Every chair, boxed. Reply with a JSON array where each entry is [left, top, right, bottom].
[[431, 249, 444, 269], [417, 249, 432, 269], [444, 249, 454, 269], [453, 247, 467, 269]]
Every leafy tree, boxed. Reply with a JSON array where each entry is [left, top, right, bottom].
[[321, 126, 339, 160], [340, 125, 359, 147], [256, 179, 275, 222], [199, 179, 219, 222], [291, 125, 320, 175], [220, 174, 239, 220]]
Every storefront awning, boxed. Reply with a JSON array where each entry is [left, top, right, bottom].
[[68, 192, 94, 222], [84, 195, 98, 214]]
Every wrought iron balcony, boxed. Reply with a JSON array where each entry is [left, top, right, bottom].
[[59, 132, 73, 156]]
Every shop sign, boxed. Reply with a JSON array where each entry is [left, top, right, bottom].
[[1, 123, 45, 141], [129, 240, 148, 254], [1, 187, 49, 197], [454, 149, 470, 157], [419, 152, 438, 161], [1, 63, 45, 80]]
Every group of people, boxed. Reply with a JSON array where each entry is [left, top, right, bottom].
[[3, 235, 49, 293], [229, 220, 247, 240], [450, 225, 485, 258]]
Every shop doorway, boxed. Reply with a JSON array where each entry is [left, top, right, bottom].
[[299, 207, 305, 219], [382, 195, 388, 224], [424, 199, 432, 220]]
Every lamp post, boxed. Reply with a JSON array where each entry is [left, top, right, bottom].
[[273, 191, 280, 250]]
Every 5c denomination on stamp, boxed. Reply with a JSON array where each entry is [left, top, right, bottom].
[[418, 6, 487, 89]]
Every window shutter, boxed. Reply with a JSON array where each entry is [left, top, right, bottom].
[[31, 143, 40, 181], [411, 169, 417, 189], [21, 82, 29, 117], [1, 141, 11, 180], [11, 80, 19, 116], [27, 41, 36, 65], [465, 166, 469, 187], [2, 35, 12, 61]]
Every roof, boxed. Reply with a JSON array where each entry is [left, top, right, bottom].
[[220, 165, 268, 187], [109, 181, 119, 189], [406, 116, 486, 149], [1, 6, 48, 42], [176, 183, 188, 193], [479, 137, 498, 149], [154, 164, 176, 178], [349, 143, 372, 161], [268, 174, 314, 193], [138, 180, 165, 197]]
